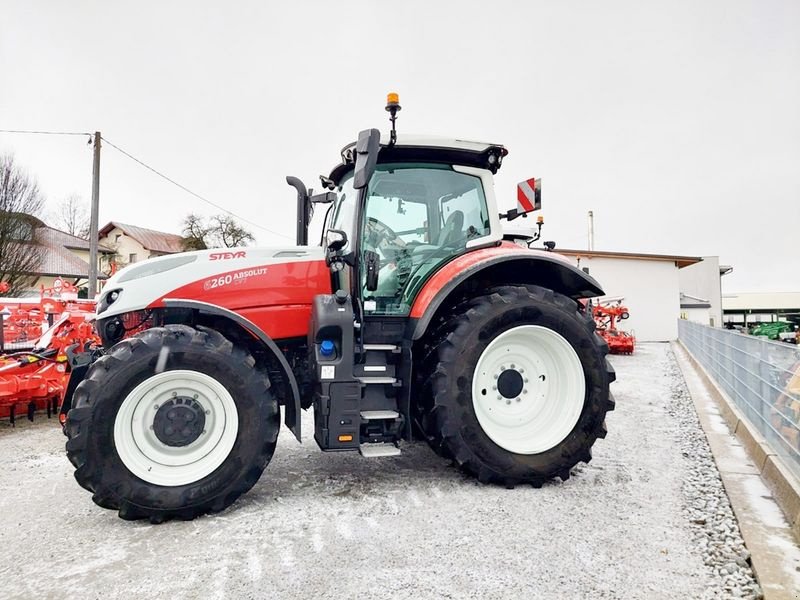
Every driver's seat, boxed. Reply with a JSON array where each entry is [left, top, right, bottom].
[[437, 210, 464, 245]]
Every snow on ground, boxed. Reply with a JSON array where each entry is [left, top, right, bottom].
[[0, 344, 761, 599]]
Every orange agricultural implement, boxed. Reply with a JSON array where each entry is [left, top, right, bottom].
[[0, 279, 99, 424], [593, 301, 635, 355]]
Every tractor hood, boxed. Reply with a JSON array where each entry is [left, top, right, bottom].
[[97, 245, 330, 339]]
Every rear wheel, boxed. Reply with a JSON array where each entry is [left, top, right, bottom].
[[419, 285, 615, 486], [65, 325, 279, 522]]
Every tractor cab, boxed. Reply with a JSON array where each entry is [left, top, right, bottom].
[[326, 137, 505, 316], [286, 96, 535, 455]]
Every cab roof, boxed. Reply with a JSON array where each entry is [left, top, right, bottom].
[[327, 133, 508, 185]]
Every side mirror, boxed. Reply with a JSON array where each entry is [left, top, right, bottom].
[[354, 129, 381, 189], [325, 229, 348, 252], [364, 250, 380, 291]]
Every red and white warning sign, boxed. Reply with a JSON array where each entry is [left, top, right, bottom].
[[516, 178, 541, 214]]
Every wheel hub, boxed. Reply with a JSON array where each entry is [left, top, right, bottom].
[[153, 397, 206, 447], [472, 325, 585, 455], [496, 369, 524, 399]]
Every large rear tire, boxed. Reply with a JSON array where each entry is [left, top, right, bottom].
[[418, 285, 615, 486], [65, 325, 279, 522]]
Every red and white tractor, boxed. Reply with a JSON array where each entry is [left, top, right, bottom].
[[65, 96, 616, 522]]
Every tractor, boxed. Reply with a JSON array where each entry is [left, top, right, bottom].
[[65, 95, 616, 522]]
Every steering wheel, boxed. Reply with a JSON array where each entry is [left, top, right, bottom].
[[365, 217, 406, 250]]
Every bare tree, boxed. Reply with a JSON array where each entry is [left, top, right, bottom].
[[213, 214, 255, 248], [181, 213, 211, 250], [51, 194, 90, 239], [181, 213, 254, 250], [0, 154, 45, 295]]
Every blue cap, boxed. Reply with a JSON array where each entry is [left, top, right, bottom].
[[320, 340, 335, 357]]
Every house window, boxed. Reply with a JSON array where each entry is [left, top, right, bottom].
[[129, 253, 137, 263], [115, 234, 122, 243]]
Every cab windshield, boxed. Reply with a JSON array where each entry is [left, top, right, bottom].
[[360, 163, 490, 315]]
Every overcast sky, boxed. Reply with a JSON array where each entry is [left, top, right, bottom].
[[1, 1, 798, 292]]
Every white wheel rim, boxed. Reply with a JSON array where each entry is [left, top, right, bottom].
[[113, 370, 239, 487], [471, 325, 585, 454]]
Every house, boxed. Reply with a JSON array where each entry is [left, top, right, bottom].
[[98, 222, 185, 266], [0, 214, 114, 296]]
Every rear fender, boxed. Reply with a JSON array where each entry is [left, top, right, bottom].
[[409, 249, 604, 340], [163, 299, 302, 442]]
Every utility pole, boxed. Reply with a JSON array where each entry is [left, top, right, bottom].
[[588, 210, 595, 251], [88, 132, 101, 298]]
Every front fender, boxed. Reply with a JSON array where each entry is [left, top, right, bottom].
[[409, 245, 604, 340], [163, 299, 302, 442]]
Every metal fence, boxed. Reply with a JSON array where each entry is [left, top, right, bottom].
[[678, 319, 800, 479]]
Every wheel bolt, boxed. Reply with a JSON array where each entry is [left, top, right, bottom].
[[524, 378, 529, 383], [193, 394, 198, 400], [510, 363, 515, 369], [500, 365, 506, 371], [516, 398, 521, 403], [519, 368, 525, 374], [505, 400, 511, 405], [497, 395, 502, 400], [153, 404, 159, 410], [523, 389, 528, 394], [172, 391, 177, 397], [201, 430, 206, 435], [493, 374, 498, 380], [205, 409, 211, 415], [492, 385, 497, 391]]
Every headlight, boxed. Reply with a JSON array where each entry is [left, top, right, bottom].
[[118, 255, 198, 283], [97, 288, 122, 315]]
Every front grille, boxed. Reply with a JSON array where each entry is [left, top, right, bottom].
[[120, 310, 153, 337], [99, 310, 154, 347]]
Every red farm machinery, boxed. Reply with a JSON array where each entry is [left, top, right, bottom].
[[0, 279, 100, 424], [62, 95, 616, 522], [592, 299, 635, 355]]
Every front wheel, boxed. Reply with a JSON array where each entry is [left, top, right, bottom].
[[419, 285, 615, 486], [65, 325, 279, 522]]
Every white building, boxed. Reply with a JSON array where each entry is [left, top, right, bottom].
[[679, 256, 733, 328], [99, 222, 185, 267], [722, 292, 800, 328], [556, 249, 703, 342]]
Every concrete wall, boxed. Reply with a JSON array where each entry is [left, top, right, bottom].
[[570, 255, 681, 341], [681, 306, 711, 325], [680, 256, 723, 327]]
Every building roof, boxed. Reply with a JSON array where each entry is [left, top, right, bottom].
[[24, 226, 113, 279], [555, 249, 703, 269], [722, 292, 800, 312], [100, 221, 185, 254]]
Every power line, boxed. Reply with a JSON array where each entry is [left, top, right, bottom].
[[0, 127, 294, 241], [100, 136, 294, 241], [0, 129, 91, 136]]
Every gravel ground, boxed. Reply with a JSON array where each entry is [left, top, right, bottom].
[[0, 343, 763, 599]]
